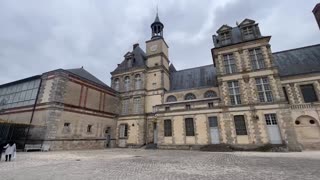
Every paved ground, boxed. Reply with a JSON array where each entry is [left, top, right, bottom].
[[0, 149, 320, 180]]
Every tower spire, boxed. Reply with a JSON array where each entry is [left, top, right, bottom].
[[150, 9, 164, 39]]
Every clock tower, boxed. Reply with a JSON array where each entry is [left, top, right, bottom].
[[144, 13, 170, 113]]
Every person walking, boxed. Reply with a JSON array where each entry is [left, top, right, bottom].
[[4, 141, 16, 162]]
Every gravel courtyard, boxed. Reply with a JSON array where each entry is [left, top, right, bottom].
[[0, 149, 319, 180]]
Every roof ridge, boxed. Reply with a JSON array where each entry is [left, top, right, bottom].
[[173, 64, 214, 73], [273, 44, 320, 54]]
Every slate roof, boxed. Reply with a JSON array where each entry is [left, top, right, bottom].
[[111, 44, 147, 74], [273, 44, 320, 77], [169, 65, 217, 91], [65, 68, 115, 92]]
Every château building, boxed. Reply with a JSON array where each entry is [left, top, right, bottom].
[[0, 14, 320, 151]]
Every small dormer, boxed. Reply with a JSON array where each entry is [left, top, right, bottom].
[[124, 52, 133, 68], [216, 25, 232, 46], [238, 19, 261, 41]]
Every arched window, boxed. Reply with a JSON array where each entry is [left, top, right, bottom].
[[185, 93, 196, 100], [166, 95, 177, 102], [124, 76, 130, 91], [135, 74, 142, 90], [114, 78, 120, 91], [204, 90, 217, 98]]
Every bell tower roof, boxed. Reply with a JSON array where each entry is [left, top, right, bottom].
[[150, 12, 164, 39]]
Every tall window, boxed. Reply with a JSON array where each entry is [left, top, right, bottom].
[[185, 118, 195, 136], [122, 99, 129, 115], [119, 124, 128, 138], [124, 76, 130, 91], [220, 31, 231, 45], [234, 115, 247, 135], [166, 95, 177, 102], [300, 84, 318, 103], [256, 77, 273, 102], [228, 81, 241, 105], [242, 26, 254, 40], [135, 74, 142, 90], [223, 54, 237, 74], [249, 48, 265, 70], [208, 117, 218, 127], [133, 97, 141, 114], [164, 120, 172, 137], [87, 125, 92, 133], [204, 90, 217, 98], [114, 78, 120, 91], [184, 93, 196, 100]]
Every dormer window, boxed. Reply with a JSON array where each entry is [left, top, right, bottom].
[[220, 31, 231, 45], [242, 26, 254, 40]]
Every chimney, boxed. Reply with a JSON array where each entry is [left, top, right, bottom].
[[133, 43, 139, 50]]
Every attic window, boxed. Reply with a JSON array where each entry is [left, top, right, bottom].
[[242, 26, 254, 40], [220, 31, 231, 45]]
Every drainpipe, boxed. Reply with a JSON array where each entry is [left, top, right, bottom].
[[24, 78, 43, 148]]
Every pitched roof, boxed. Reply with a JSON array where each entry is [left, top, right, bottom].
[[169, 65, 217, 91], [111, 44, 147, 74], [65, 68, 115, 92], [273, 44, 320, 77]]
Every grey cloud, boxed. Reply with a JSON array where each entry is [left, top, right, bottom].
[[0, 0, 319, 86]]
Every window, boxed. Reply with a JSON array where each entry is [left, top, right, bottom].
[[300, 84, 318, 103], [185, 93, 196, 100], [119, 124, 128, 138], [0, 79, 40, 110], [87, 125, 92, 133], [186, 104, 191, 110], [185, 118, 195, 136], [242, 26, 254, 40], [133, 97, 141, 114], [249, 48, 265, 70], [135, 74, 142, 90], [122, 99, 129, 115], [204, 91, 217, 98], [265, 114, 277, 125], [220, 31, 231, 45], [283, 87, 289, 102], [164, 120, 172, 137], [223, 54, 237, 74], [165, 106, 170, 111], [166, 95, 177, 102], [234, 115, 247, 135], [63, 123, 71, 133], [228, 81, 241, 105], [114, 78, 120, 91], [124, 76, 130, 91], [208, 117, 218, 127], [256, 77, 273, 102], [208, 102, 214, 108]]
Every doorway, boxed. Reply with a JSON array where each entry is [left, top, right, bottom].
[[208, 117, 220, 144]]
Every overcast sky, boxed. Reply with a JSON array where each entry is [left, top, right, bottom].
[[0, 0, 319, 85]]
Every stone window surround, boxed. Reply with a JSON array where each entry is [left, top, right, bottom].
[[249, 47, 265, 70], [133, 96, 142, 114], [223, 53, 237, 74], [185, 118, 195, 136], [184, 93, 197, 100], [166, 95, 177, 102], [233, 115, 248, 136], [119, 123, 129, 139], [204, 90, 217, 98], [255, 76, 273, 103], [295, 81, 320, 104], [299, 83, 319, 103]]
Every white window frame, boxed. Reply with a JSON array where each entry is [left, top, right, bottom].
[[223, 54, 236, 74], [249, 48, 265, 70], [228, 81, 241, 105], [256, 77, 273, 102], [133, 97, 141, 114], [122, 99, 129, 115]]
